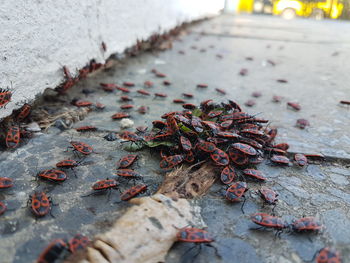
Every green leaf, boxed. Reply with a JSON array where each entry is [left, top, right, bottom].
[[123, 142, 145, 151], [192, 108, 203, 117], [178, 123, 193, 133], [146, 141, 175, 147]]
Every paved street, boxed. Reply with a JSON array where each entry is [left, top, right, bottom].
[[0, 14, 350, 263]]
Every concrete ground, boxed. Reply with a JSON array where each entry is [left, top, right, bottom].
[[1, 14, 350, 263]]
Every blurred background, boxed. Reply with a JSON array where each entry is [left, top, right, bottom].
[[225, 0, 350, 20]]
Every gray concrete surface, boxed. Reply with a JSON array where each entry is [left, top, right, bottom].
[[1, 14, 350, 263]]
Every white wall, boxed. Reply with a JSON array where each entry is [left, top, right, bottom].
[[0, 0, 223, 119]]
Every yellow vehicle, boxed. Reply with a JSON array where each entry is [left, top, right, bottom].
[[273, 0, 344, 19]]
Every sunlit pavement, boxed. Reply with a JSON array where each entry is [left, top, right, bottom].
[[1, 14, 350, 263]]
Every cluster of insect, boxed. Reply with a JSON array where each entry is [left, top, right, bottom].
[[116, 99, 341, 262], [81, 152, 149, 202], [0, 38, 347, 263]]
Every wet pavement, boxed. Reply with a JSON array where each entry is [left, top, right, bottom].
[[1, 14, 350, 263]]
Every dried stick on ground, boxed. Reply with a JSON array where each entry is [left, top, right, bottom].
[[65, 163, 217, 263]]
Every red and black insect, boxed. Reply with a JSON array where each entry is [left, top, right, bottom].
[[273, 143, 289, 151], [137, 89, 150, 96], [177, 227, 214, 243], [56, 159, 80, 169], [191, 116, 203, 133], [228, 148, 249, 166], [182, 93, 194, 98], [296, 119, 310, 129], [210, 148, 229, 166], [185, 150, 195, 163], [119, 131, 143, 143], [249, 155, 264, 165], [73, 100, 93, 107], [111, 112, 130, 119], [267, 128, 278, 143], [116, 169, 143, 182], [120, 184, 148, 201], [117, 154, 138, 168], [252, 91, 262, 98], [304, 153, 325, 162], [202, 121, 220, 135], [166, 115, 179, 134], [207, 110, 223, 118], [0, 177, 14, 189], [173, 99, 185, 104], [101, 41, 107, 52], [78, 66, 90, 80], [340, 100, 350, 105], [83, 178, 120, 199], [37, 169, 67, 182], [68, 234, 90, 253], [16, 103, 31, 121], [163, 80, 171, 85], [174, 114, 191, 126], [75, 126, 98, 132], [138, 106, 149, 114], [28, 191, 54, 217], [152, 120, 167, 129], [123, 81, 135, 87], [95, 102, 105, 110], [258, 187, 278, 211], [100, 83, 116, 92], [160, 155, 185, 169], [314, 247, 341, 263], [291, 217, 323, 232], [155, 72, 166, 78], [220, 120, 232, 129], [180, 136, 192, 152], [231, 143, 257, 156], [197, 84, 208, 88], [144, 81, 154, 88], [176, 227, 220, 261], [70, 141, 93, 155], [154, 92, 168, 98], [220, 166, 236, 185], [287, 102, 301, 111], [200, 99, 214, 112], [265, 147, 287, 156], [37, 239, 67, 263], [56, 159, 81, 177], [270, 155, 290, 165], [120, 95, 133, 101], [217, 132, 240, 140], [239, 68, 248, 76], [227, 100, 242, 112], [6, 125, 20, 148], [136, 126, 148, 134], [272, 95, 283, 103], [215, 88, 226, 95], [243, 169, 267, 181], [277, 79, 288, 83], [294, 153, 308, 167], [0, 201, 7, 215], [120, 104, 134, 110], [198, 142, 216, 153], [245, 100, 256, 107], [182, 103, 196, 110], [225, 181, 248, 213], [0, 85, 12, 108], [116, 87, 130, 93], [238, 137, 262, 149], [251, 213, 288, 232]]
